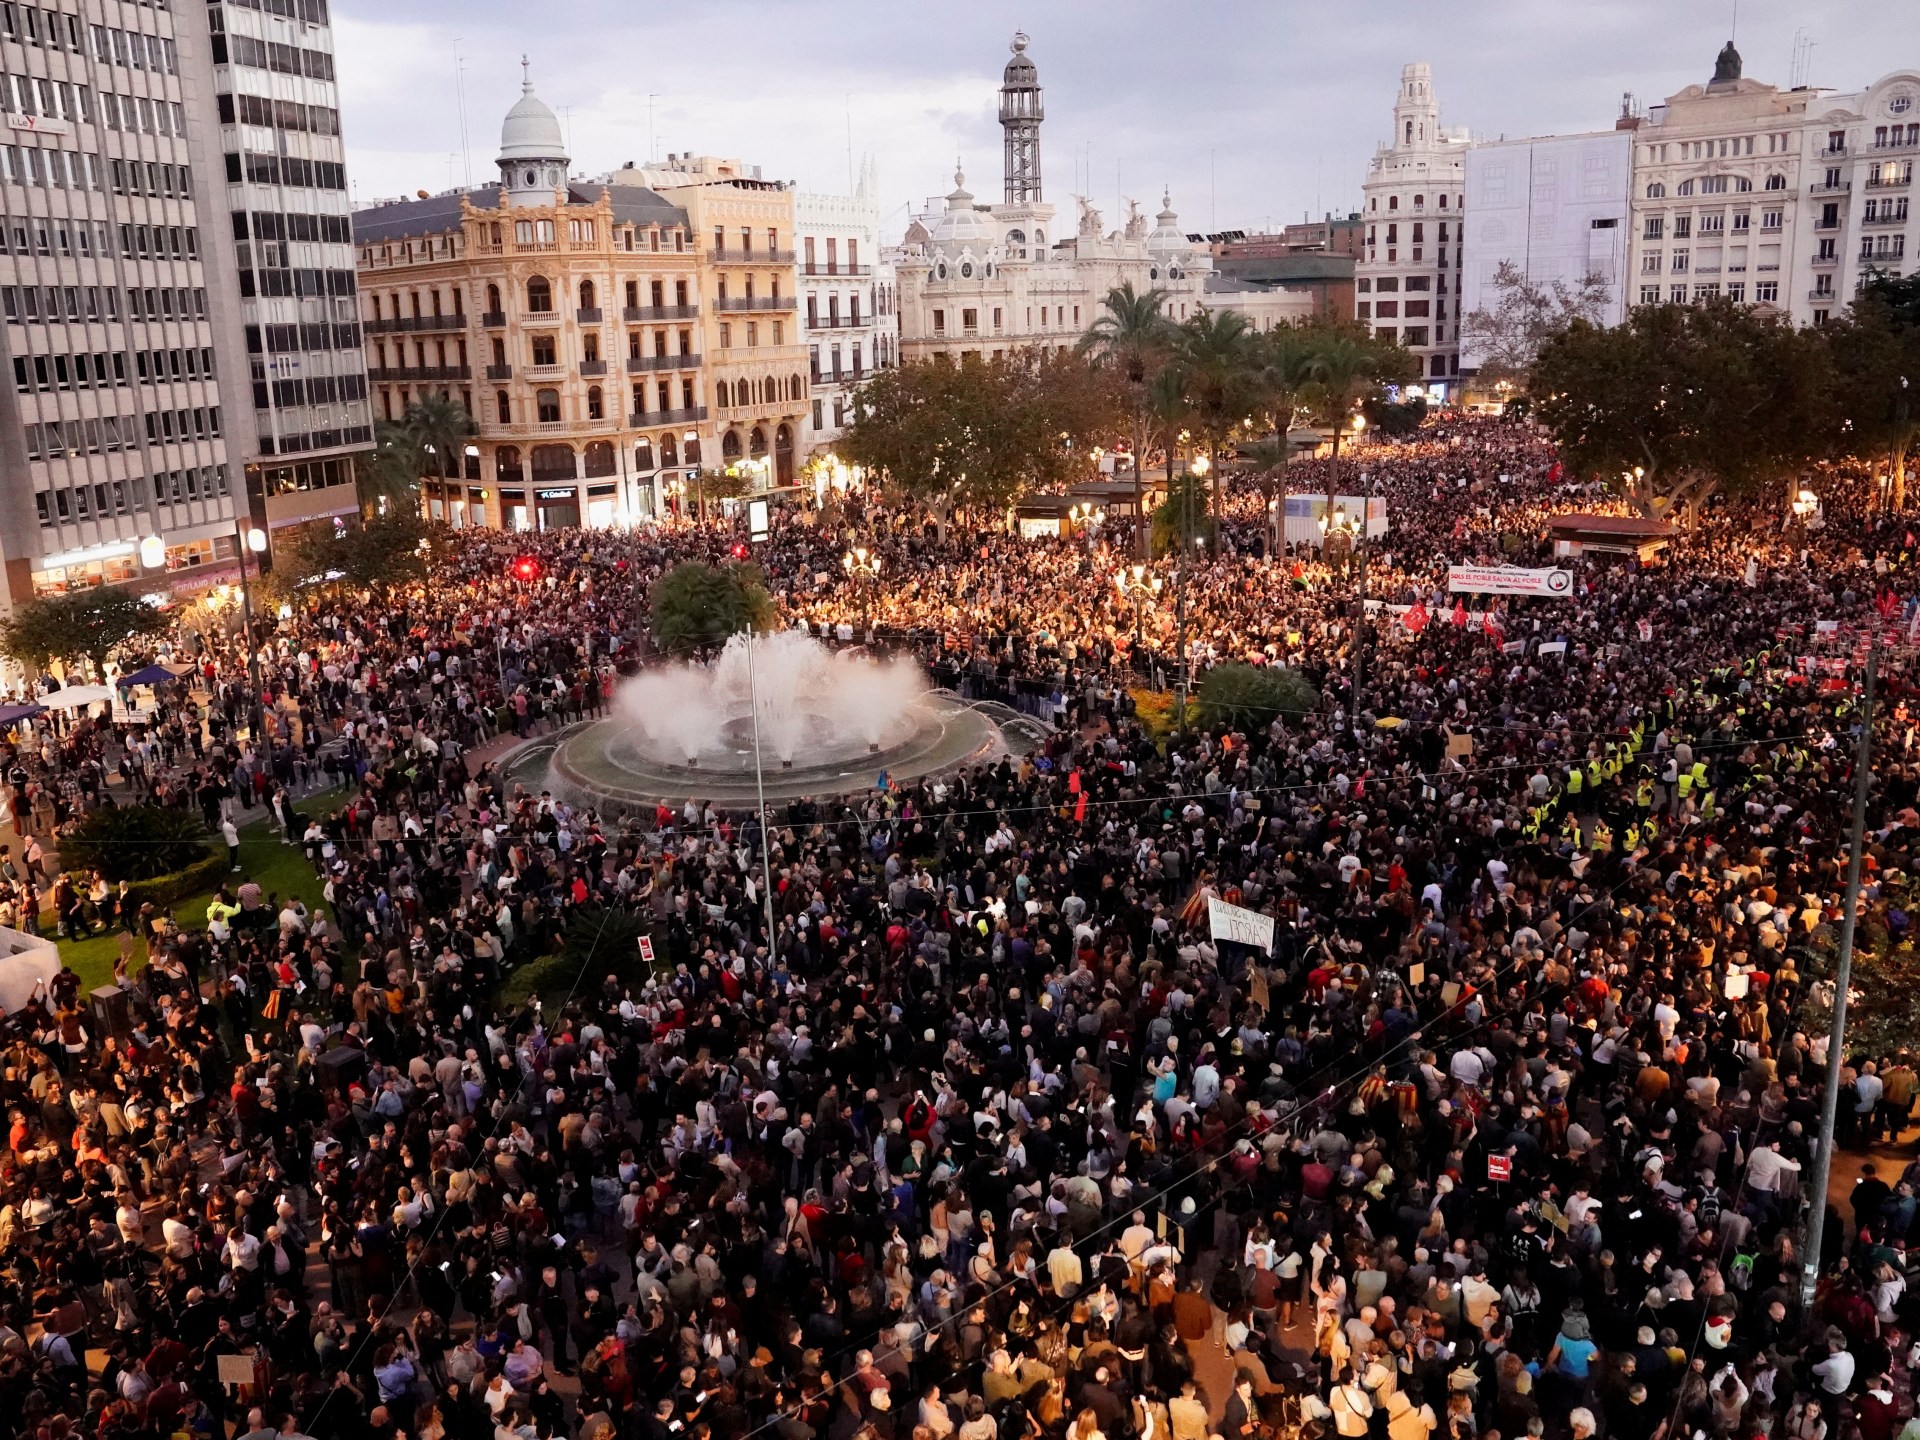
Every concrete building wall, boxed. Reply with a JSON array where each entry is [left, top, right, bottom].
[[1460, 130, 1631, 372]]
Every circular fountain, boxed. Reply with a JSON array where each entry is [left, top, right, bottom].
[[539, 630, 1006, 812]]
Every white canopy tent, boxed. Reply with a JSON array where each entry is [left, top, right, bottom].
[[40, 684, 113, 710]]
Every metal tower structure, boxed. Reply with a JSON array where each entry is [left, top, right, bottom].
[[1000, 32, 1044, 204]]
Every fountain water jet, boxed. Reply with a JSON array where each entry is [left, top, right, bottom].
[[537, 630, 1010, 812]]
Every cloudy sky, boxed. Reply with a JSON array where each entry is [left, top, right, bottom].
[[335, 0, 1893, 236]]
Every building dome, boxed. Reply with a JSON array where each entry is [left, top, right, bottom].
[[1146, 191, 1186, 261], [499, 62, 567, 164], [929, 167, 996, 253]]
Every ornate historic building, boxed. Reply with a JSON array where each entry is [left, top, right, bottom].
[[1356, 62, 1469, 399], [354, 77, 817, 529], [893, 35, 1314, 367], [603, 154, 808, 489], [1625, 43, 1920, 326]]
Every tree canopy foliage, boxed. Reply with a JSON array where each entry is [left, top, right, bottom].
[[0, 585, 169, 678], [1532, 296, 1835, 514], [62, 804, 211, 881], [648, 561, 773, 655], [367, 395, 477, 510], [268, 510, 434, 606], [841, 351, 1121, 529], [1196, 662, 1319, 730]]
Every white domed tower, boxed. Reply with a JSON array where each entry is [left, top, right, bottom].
[[496, 59, 569, 208], [929, 166, 997, 262], [1146, 191, 1187, 270]]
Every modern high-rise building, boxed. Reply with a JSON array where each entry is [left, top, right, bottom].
[[0, 0, 262, 603], [202, 0, 370, 538], [1356, 63, 1469, 399]]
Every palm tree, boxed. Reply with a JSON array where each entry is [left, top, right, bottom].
[[1080, 282, 1172, 558], [365, 420, 428, 512], [1300, 333, 1386, 533], [1246, 324, 1314, 551], [405, 393, 477, 486], [1171, 309, 1267, 526]]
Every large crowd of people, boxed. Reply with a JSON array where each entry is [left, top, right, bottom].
[[0, 414, 1912, 1440]]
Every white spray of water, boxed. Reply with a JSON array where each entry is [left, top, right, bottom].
[[617, 630, 928, 768]]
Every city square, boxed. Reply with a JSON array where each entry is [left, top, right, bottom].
[[0, 6, 1911, 1440]]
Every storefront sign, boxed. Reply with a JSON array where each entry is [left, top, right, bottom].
[[1447, 565, 1573, 597]]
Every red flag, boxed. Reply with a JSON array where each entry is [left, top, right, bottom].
[[1484, 609, 1506, 642], [1878, 588, 1899, 620], [1073, 792, 1087, 823], [1451, 600, 1468, 627], [1403, 601, 1429, 633]]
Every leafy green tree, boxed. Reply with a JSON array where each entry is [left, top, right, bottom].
[[1150, 470, 1216, 558], [1196, 662, 1318, 729], [408, 392, 477, 480], [648, 560, 773, 654], [60, 804, 211, 881], [268, 510, 431, 606], [1080, 282, 1174, 557], [1533, 297, 1835, 517], [1362, 394, 1430, 437], [1829, 273, 1920, 506], [0, 586, 169, 679], [687, 467, 754, 523], [841, 353, 1117, 533]]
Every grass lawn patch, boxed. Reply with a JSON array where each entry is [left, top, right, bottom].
[[57, 789, 344, 991]]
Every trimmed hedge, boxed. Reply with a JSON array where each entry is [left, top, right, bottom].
[[119, 849, 226, 912]]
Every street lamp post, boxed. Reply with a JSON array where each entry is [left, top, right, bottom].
[[1069, 503, 1104, 560], [1175, 453, 1209, 721], [1114, 562, 1163, 664], [1321, 477, 1373, 719], [843, 545, 882, 636], [233, 516, 268, 732]]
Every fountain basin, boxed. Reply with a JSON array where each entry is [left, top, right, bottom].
[[543, 691, 1004, 812]]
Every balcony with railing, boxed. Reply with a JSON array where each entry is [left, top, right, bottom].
[[711, 248, 796, 264], [627, 353, 702, 373], [577, 307, 603, 324], [481, 311, 506, 327], [803, 262, 873, 277], [496, 418, 621, 438], [1811, 251, 1840, 267], [628, 405, 708, 427], [366, 313, 467, 335], [1863, 209, 1911, 227], [1810, 181, 1852, 195], [580, 359, 607, 377], [715, 295, 797, 313], [805, 314, 867, 329], [1867, 171, 1916, 189], [1875, 136, 1920, 154], [1810, 287, 1838, 302], [484, 363, 513, 379], [367, 365, 471, 382], [623, 305, 699, 322]]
